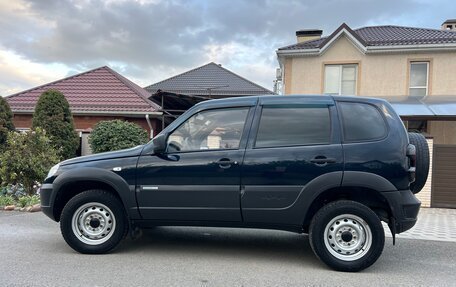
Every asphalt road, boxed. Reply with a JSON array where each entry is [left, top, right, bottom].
[[1, 211, 455, 287]]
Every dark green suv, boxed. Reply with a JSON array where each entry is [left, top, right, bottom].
[[40, 95, 429, 272]]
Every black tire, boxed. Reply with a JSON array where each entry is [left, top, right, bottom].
[[408, 132, 430, 194], [309, 200, 385, 272], [60, 190, 128, 254]]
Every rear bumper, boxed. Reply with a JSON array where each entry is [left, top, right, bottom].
[[40, 184, 56, 221], [383, 189, 421, 234]]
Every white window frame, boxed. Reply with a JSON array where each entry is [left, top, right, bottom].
[[324, 64, 358, 95], [409, 61, 429, 96], [15, 128, 31, 134]]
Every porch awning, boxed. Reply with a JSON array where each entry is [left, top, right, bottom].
[[375, 96, 456, 117], [149, 90, 210, 111], [423, 96, 456, 116]]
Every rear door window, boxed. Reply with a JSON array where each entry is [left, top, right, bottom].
[[339, 102, 387, 142], [255, 106, 331, 148]]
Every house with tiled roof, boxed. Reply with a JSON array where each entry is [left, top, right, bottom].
[[6, 66, 161, 155], [276, 21, 456, 209], [146, 62, 274, 98], [145, 62, 274, 128]]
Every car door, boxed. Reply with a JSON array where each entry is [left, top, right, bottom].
[[136, 106, 254, 222], [240, 97, 344, 225]]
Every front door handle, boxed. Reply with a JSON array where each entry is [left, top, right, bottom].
[[216, 158, 238, 169], [310, 157, 336, 165]]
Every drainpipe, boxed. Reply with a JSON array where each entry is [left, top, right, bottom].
[[145, 114, 154, 139]]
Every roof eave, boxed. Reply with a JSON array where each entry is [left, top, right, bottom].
[[277, 42, 456, 56], [366, 43, 456, 53], [319, 27, 367, 54], [276, 48, 320, 57], [277, 25, 368, 57]]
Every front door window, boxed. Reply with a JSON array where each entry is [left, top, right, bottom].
[[167, 108, 249, 153]]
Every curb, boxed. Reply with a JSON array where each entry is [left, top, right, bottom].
[[1, 204, 41, 212]]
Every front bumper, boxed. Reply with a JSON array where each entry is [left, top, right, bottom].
[[40, 183, 56, 221], [383, 189, 421, 234]]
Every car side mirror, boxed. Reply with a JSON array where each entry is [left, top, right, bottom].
[[153, 133, 168, 154]]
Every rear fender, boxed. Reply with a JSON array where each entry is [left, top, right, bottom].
[[342, 171, 396, 191], [301, 171, 397, 230]]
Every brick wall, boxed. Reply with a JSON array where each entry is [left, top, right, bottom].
[[12, 114, 33, 129], [12, 113, 161, 137]]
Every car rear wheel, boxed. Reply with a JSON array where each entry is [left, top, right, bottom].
[[309, 200, 385, 272], [60, 189, 128, 254]]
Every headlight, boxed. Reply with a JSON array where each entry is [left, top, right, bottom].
[[46, 163, 60, 179]]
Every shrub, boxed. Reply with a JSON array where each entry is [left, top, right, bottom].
[[0, 96, 15, 150], [16, 195, 40, 208], [1, 184, 27, 198], [89, 120, 148, 153], [32, 89, 79, 160], [0, 195, 15, 207], [0, 128, 59, 195]]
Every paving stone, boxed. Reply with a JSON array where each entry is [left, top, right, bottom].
[[384, 208, 456, 242]]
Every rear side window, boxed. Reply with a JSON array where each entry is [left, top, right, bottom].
[[255, 106, 331, 148], [339, 102, 387, 142]]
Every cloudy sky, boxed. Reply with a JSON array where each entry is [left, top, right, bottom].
[[0, 0, 454, 96]]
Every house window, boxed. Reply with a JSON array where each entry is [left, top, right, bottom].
[[409, 62, 429, 96], [324, 64, 358, 95]]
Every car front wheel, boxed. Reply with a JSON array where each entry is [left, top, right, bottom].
[[309, 200, 385, 272], [60, 190, 128, 254]]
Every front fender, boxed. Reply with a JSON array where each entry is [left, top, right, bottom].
[[51, 167, 140, 219]]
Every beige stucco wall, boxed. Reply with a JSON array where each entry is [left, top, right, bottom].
[[428, 121, 456, 144], [281, 35, 456, 144], [282, 35, 456, 96]]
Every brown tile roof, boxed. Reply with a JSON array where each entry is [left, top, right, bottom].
[[145, 62, 275, 97], [6, 66, 160, 114], [278, 23, 456, 51]]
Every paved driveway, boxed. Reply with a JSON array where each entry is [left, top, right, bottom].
[[384, 208, 456, 242], [1, 211, 455, 287]]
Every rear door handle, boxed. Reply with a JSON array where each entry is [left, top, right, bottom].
[[310, 157, 336, 164], [215, 158, 238, 169]]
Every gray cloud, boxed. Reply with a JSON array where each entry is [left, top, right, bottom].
[[0, 0, 455, 94]]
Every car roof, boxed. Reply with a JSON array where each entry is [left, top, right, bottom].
[[194, 94, 389, 110], [195, 94, 334, 109]]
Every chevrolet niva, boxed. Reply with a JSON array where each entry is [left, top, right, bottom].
[[41, 95, 429, 272]]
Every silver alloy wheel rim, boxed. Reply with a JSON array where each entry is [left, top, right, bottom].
[[71, 202, 116, 245], [323, 214, 372, 261]]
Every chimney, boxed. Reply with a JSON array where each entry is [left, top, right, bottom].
[[296, 29, 323, 43], [441, 19, 456, 31]]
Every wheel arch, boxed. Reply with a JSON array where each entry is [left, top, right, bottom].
[[303, 186, 392, 232], [302, 171, 396, 232], [50, 167, 139, 222]]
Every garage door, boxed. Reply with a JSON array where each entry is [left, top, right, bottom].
[[432, 145, 456, 208]]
